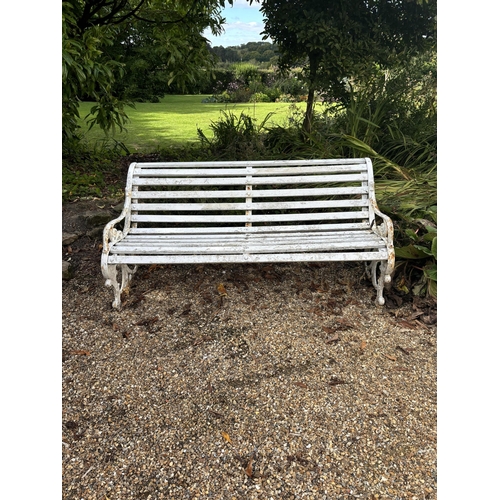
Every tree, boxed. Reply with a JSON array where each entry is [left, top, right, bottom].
[[259, 0, 437, 133], [109, 15, 220, 100], [62, 0, 128, 142], [62, 0, 240, 145]]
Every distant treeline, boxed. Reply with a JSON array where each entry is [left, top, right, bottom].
[[209, 41, 279, 65]]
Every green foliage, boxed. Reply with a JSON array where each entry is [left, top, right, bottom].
[[110, 3, 225, 101], [394, 214, 437, 299], [207, 67, 308, 104], [210, 42, 279, 65], [260, 0, 437, 131], [62, 168, 106, 201], [197, 111, 274, 160], [275, 73, 308, 98], [327, 50, 437, 147], [62, 144, 126, 201], [331, 120, 437, 301], [251, 92, 271, 103], [62, 1, 127, 141], [295, 49, 437, 180], [249, 46, 437, 300], [62, 0, 232, 150], [86, 94, 133, 135], [230, 63, 261, 85]]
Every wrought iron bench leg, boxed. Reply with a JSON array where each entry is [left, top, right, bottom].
[[104, 264, 137, 310], [365, 261, 388, 306]]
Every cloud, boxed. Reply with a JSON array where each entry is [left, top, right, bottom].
[[204, 1, 265, 46], [228, 20, 262, 32], [231, 0, 261, 8], [209, 20, 265, 46]]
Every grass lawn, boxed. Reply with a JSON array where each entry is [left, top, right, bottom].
[[77, 95, 310, 151]]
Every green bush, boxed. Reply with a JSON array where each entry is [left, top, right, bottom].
[[392, 210, 437, 299], [275, 94, 293, 103], [231, 62, 260, 85], [263, 86, 281, 102], [197, 111, 273, 160], [325, 50, 437, 149], [251, 92, 271, 102], [248, 78, 266, 95]]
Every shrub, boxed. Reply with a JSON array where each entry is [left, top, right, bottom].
[[275, 93, 298, 103], [209, 80, 253, 103], [231, 62, 260, 85], [197, 111, 274, 160], [394, 213, 437, 299], [251, 92, 271, 102], [248, 78, 266, 95], [263, 86, 281, 102]]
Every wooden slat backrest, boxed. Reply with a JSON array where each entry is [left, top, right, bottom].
[[122, 159, 376, 233]]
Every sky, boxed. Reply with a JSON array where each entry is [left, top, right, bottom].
[[204, 0, 266, 47]]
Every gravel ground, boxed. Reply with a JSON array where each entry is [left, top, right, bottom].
[[62, 204, 437, 500]]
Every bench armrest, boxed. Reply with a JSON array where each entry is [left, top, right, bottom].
[[372, 206, 393, 240], [370, 201, 395, 277], [102, 210, 128, 254]]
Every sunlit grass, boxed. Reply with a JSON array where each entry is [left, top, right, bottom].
[[77, 95, 309, 151]]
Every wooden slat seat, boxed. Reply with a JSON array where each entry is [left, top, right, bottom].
[[101, 158, 395, 309]]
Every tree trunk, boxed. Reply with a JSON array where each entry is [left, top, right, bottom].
[[303, 86, 315, 135], [302, 53, 320, 136]]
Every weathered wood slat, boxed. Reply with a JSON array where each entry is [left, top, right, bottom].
[[128, 222, 371, 234], [131, 186, 369, 199], [110, 240, 387, 255], [111, 244, 386, 256], [130, 211, 368, 223], [108, 251, 387, 265], [121, 230, 380, 243], [134, 164, 368, 177], [136, 168, 249, 177], [134, 158, 368, 168], [130, 199, 369, 211], [133, 173, 368, 186], [112, 233, 385, 251]]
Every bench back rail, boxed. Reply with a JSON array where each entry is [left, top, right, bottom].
[[126, 160, 375, 228]]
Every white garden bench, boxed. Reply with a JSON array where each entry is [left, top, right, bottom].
[[101, 158, 395, 309]]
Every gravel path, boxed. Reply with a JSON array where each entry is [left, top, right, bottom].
[[62, 204, 437, 500]]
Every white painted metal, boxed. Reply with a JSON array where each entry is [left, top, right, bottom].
[[102, 158, 395, 309], [134, 158, 369, 167], [134, 165, 369, 177], [128, 222, 372, 234], [120, 231, 381, 241], [133, 173, 368, 186], [130, 199, 370, 211], [130, 212, 369, 223], [107, 252, 387, 265], [132, 187, 369, 198]]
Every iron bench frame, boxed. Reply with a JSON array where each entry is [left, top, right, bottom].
[[101, 158, 395, 309]]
